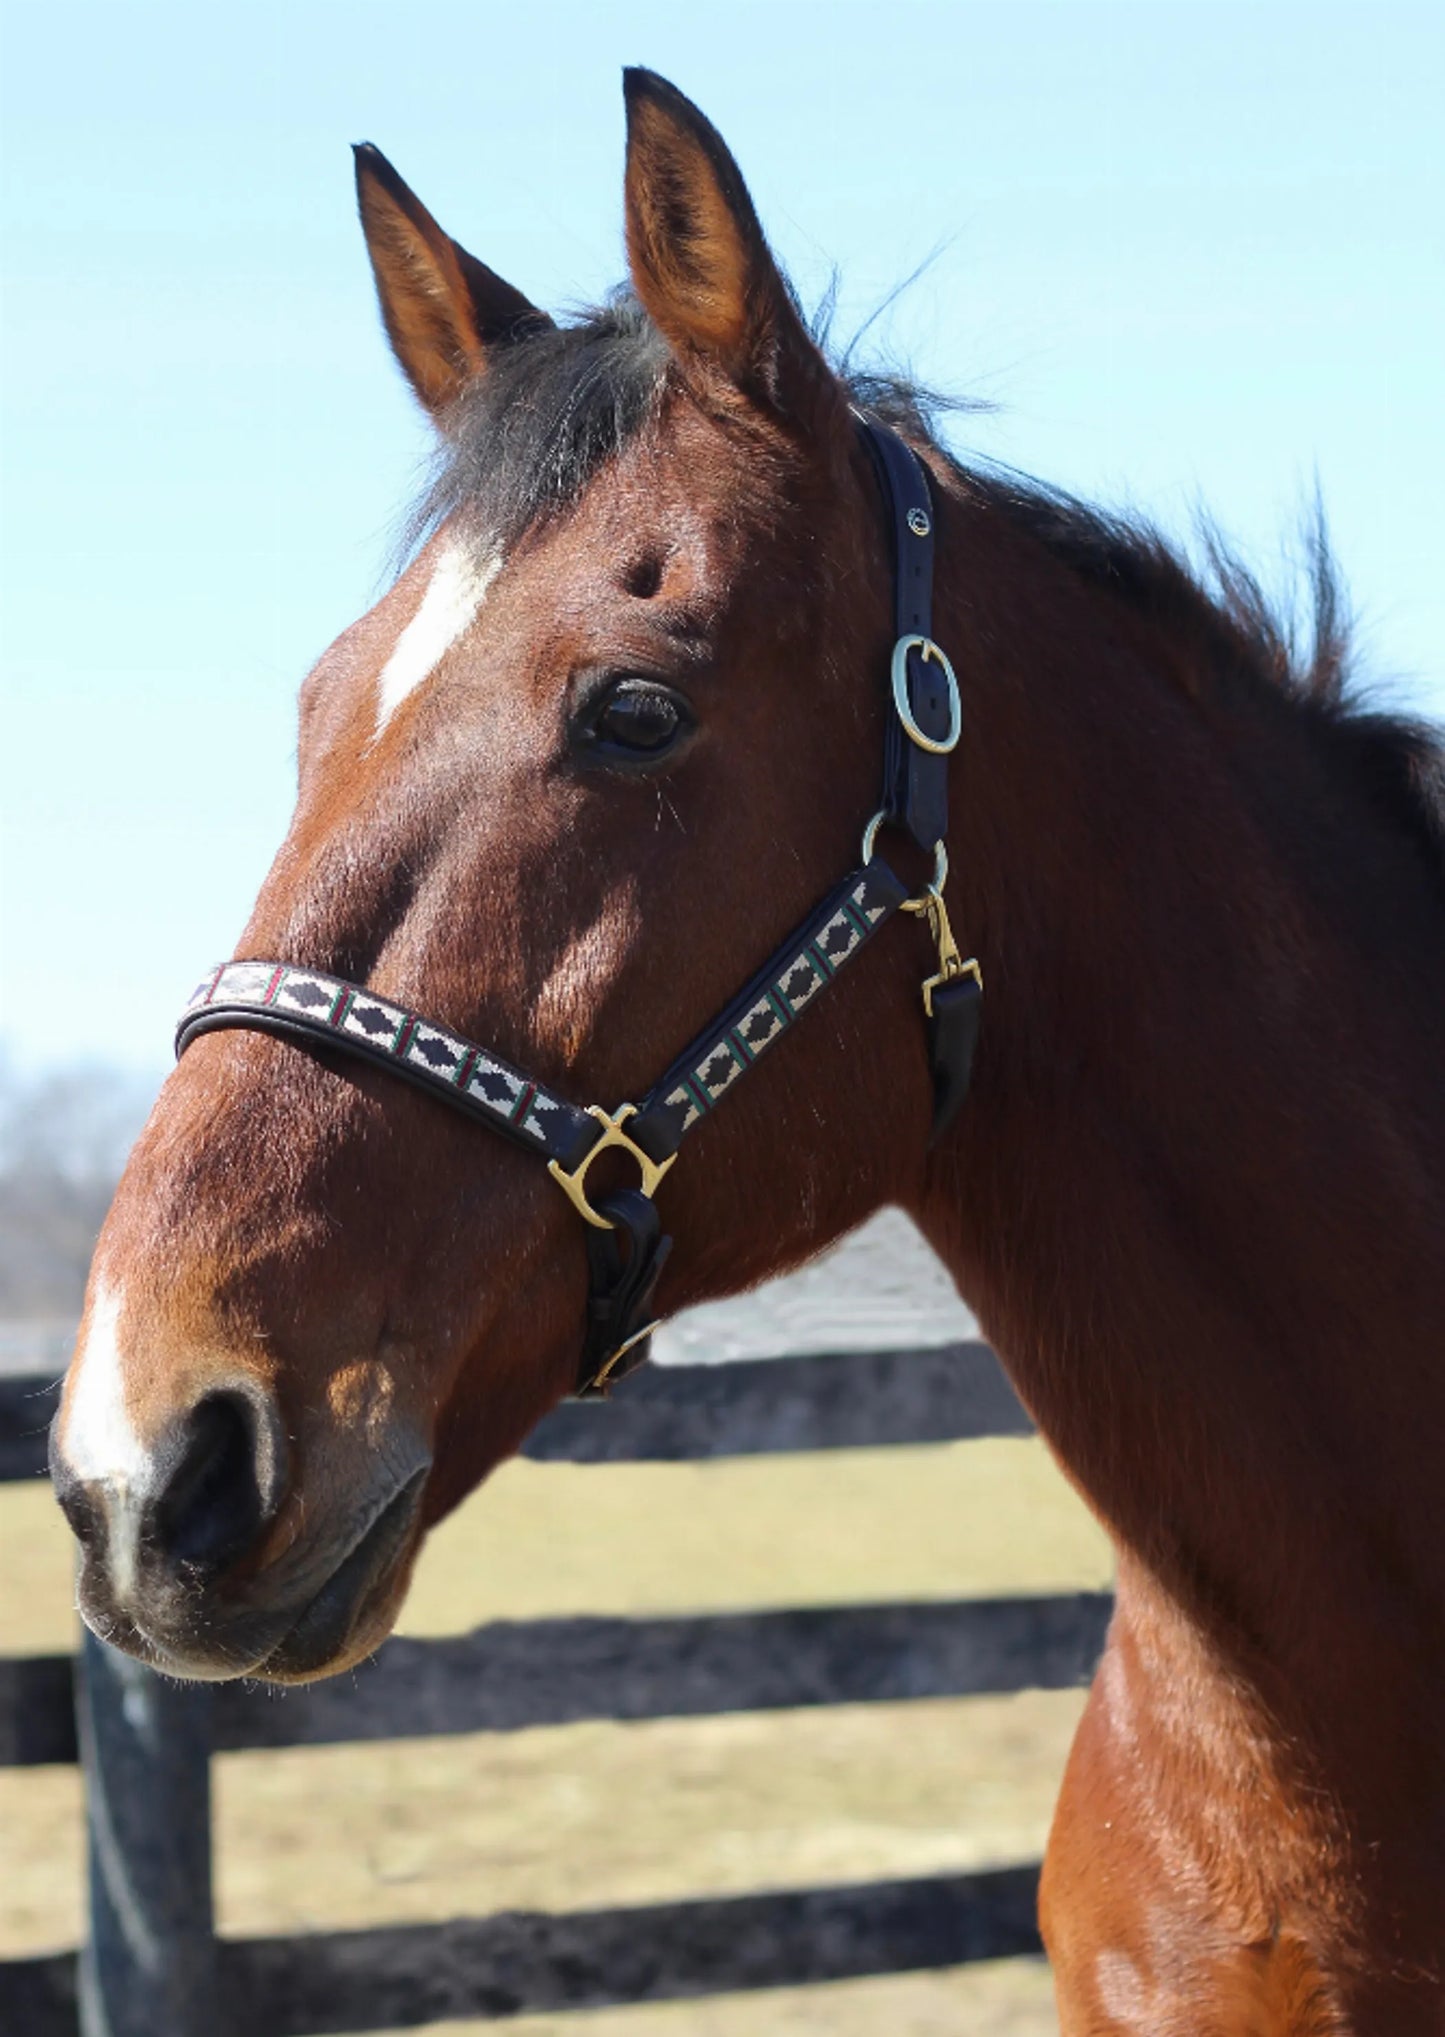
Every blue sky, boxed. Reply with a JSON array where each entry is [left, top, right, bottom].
[[2, 1, 1441, 1075]]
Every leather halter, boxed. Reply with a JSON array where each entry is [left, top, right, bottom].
[[175, 418, 983, 1397]]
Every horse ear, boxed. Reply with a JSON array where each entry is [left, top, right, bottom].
[[353, 143, 552, 416], [621, 70, 840, 431]]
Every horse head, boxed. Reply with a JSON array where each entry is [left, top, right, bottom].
[[50, 73, 952, 1681]]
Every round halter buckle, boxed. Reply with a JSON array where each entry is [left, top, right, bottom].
[[859, 811, 949, 906], [891, 635, 962, 756]]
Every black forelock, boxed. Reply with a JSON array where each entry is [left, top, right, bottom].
[[404, 285, 978, 559], [407, 292, 671, 558]]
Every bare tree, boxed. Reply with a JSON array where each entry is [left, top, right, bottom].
[[0, 1058, 158, 1319]]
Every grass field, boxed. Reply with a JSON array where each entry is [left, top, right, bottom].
[[0, 1427, 1111, 2033]]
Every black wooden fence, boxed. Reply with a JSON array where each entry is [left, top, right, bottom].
[[0, 1344, 1112, 2036]]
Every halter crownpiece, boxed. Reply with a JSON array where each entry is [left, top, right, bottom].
[[175, 418, 983, 1397]]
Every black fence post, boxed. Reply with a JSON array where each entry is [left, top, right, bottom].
[[75, 1631, 224, 2037]]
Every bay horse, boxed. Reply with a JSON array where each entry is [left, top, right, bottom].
[[50, 68, 1445, 2033]]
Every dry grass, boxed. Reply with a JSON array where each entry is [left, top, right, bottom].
[[212, 1691, 1085, 1937]]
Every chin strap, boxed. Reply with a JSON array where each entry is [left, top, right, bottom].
[[578, 1190, 673, 1397], [855, 415, 981, 1143], [926, 971, 984, 1143]]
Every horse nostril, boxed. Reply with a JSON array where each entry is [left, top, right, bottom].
[[50, 1456, 103, 1549], [151, 1388, 287, 1576]]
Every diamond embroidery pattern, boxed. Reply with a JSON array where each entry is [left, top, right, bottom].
[[778, 952, 827, 1013], [341, 996, 407, 1051], [216, 961, 279, 1006], [273, 972, 338, 1019], [736, 996, 785, 1054], [696, 1042, 745, 1101], [181, 853, 903, 1170], [817, 909, 862, 967], [178, 958, 598, 1164], [466, 1055, 526, 1118], [405, 1022, 467, 1082], [641, 872, 900, 1132]]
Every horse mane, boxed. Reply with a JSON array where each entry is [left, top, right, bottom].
[[409, 293, 1445, 893]]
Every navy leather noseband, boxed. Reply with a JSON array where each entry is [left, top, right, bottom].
[[175, 418, 983, 1396]]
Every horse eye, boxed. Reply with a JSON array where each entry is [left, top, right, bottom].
[[585, 679, 689, 758]]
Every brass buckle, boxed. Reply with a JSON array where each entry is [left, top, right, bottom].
[[890, 635, 962, 755], [547, 1104, 676, 1230], [902, 879, 982, 1017], [587, 1318, 659, 1395]]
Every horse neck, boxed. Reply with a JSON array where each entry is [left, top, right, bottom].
[[909, 490, 1445, 1746]]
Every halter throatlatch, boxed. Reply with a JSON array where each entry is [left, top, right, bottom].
[[174, 418, 982, 1397], [857, 415, 984, 1141]]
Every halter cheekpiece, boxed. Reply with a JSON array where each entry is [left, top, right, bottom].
[[175, 418, 983, 1396]]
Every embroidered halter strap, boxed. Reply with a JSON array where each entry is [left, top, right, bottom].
[[175, 418, 982, 1396]]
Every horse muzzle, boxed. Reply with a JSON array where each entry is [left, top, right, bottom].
[[50, 1377, 430, 1683]]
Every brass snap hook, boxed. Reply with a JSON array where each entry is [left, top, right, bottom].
[[900, 869, 982, 1018]]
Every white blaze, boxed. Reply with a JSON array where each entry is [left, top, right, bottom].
[[62, 1282, 149, 1489], [374, 544, 501, 736]]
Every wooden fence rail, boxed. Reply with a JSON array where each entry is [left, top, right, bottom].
[[1, 1342, 1109, 2036]]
